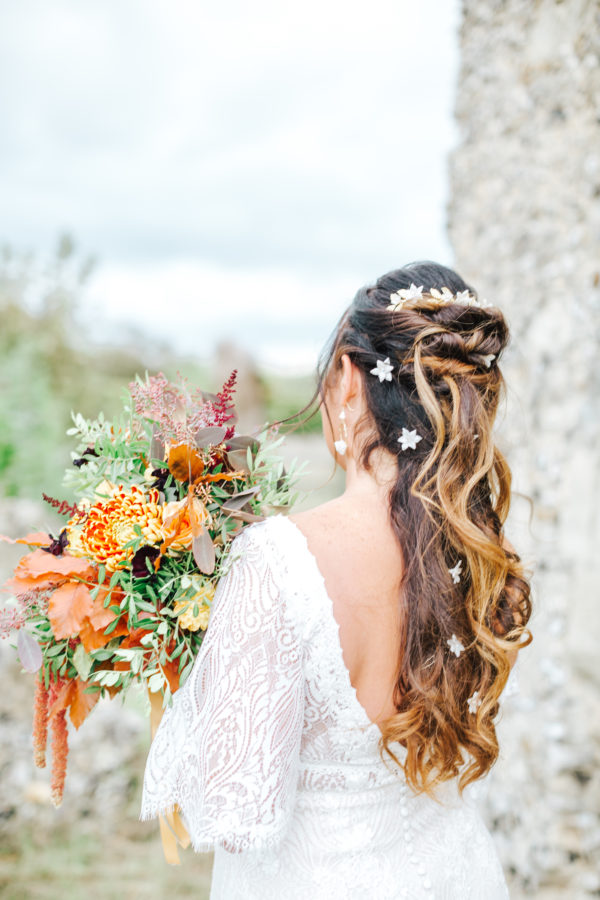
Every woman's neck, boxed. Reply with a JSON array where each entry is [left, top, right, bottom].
[[342, 448, 398, 506]]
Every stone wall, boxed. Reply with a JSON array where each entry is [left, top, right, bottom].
[[449, 0, 600, 895]]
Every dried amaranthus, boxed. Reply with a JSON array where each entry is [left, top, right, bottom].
[[32, 676, 49, 768], [47, 678, 69, 807], [50, 708, 69, 807]]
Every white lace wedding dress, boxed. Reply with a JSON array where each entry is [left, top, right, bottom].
[[141, 514, 518, 899]]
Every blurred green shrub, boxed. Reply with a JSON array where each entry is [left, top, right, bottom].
[[0, 236, 155, 500], [0, 236, 319, 502]]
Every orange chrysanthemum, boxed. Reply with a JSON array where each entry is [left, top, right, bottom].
[[68, 485, 164, 571]]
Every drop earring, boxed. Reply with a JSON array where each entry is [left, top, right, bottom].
[[334, 407, 348, 456]]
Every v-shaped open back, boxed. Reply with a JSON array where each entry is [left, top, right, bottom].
[[277, 514, 402, 741]]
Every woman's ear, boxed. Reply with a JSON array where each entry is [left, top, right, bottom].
[[339, 354, 361, 407]]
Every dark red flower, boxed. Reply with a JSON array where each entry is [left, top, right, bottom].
[[42, 530, 68, 557], [131, 545, 160, 579], [73, 447, 98, 468]]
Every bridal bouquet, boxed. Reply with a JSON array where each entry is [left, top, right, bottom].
[[1, 372, 302, 807]]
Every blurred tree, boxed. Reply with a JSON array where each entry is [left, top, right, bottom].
[[0, 236, 150, 499]]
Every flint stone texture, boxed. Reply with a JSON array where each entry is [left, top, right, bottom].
[[449, 0, 600, 896]]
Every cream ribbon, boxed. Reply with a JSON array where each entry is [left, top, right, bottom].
[[149, 690, 191, 865]]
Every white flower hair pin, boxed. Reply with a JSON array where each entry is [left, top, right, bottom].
[[467, 691, 482, 714], [388, 283, 424, 310], [388, 284, 493, 312], [397, 427, 422, 451], [447, 634, 465, 657], [429, 287, 456, 303], [370, 357, 394, 382], [449, 560, 463, 584]]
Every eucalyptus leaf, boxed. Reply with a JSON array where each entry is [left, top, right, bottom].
[[221, 486, 260, 512], [148, 671, 165, 693], [194, 426, 227, 448], [226, 509, 265, 524], [72, 643, 92, 681], [151, 430, 165, 462], [226, 449, 251, 473], [17, 630, 42, 673], [226, 435, 260, 452], [192, 527, 216, 575]]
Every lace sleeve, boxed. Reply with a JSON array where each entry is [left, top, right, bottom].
[[140, 523, 304, 854]]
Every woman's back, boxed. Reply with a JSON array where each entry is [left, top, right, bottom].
[[290, 497, 405, 729]]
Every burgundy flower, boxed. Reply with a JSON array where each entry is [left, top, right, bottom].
[[149, 466, 169, 491], [42, 530, 68, 557], [73, 447, 98, 468], [131, 545, 160, 579]]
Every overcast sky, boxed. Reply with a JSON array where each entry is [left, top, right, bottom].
[[0, 0, 461, 372]]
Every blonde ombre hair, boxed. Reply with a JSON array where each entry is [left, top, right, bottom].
[[319, 262, 532, 797]]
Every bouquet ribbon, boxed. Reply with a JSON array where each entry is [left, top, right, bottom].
[[149, 690, 191, 865]]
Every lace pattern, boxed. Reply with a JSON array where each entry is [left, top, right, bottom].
[[141, 523, 305, 853], [141, 514, 514, 897]]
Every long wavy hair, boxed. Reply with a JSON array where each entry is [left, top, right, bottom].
[[315, 261, 532, 796]]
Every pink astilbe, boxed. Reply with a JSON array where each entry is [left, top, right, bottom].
[[211, 370, 238, 438], [41, 495, 85, 519], [0, 591, 49, 639], [33, 677, 49, 768], [129, 372, 238, 446]]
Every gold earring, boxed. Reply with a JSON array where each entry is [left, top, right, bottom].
[[334, 407, 348, 456]]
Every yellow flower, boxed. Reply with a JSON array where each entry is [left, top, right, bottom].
[[65, 522, 86, 557], [174, 581, 215, 631], [69, 485, 164, 571], [94, 480, 117, 500]]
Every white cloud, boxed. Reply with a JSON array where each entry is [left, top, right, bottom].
[[0, 0, 460, 368]]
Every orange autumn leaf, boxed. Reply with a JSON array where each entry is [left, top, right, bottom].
[[0, 531, 50, 547], [6, 550, 96, 593], [168, 444, 204, 483], [79, 615, 129, 652], [48, 680, 75, 720], [88, 586, 125, 630], [112, 658, 130, 674], [48, 582, 94, 640], [119, 627, 150, 647], [111, 630, 148, 675], [78, 585, 128, 651], [198, 471, 245, 484], [47, 678, 99, 729], [116, 629, 181, 693], [68, 678, 99, 729], [162, 655, 181, 693]]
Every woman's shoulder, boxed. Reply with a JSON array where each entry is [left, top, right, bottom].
[[227, 514, 311, 579], [227, 514, 326, 635]]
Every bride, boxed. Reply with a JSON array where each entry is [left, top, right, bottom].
[[141, 261, 532, 898]]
